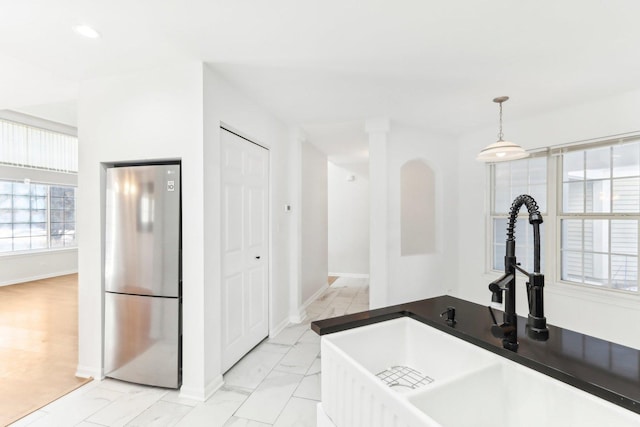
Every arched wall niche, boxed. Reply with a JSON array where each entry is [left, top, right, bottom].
[[400, 159, 435, 256]]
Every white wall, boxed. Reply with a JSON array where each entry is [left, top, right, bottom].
[[327, 161, 369, 276], [77, 62, 294, 400], [0, 165, 78, 286], [300, 141, 328, 304], [77, 63, 207, 395], [384, 124, 459, 305], [456, 88, 640, 350], [202, 64, 292, 370]]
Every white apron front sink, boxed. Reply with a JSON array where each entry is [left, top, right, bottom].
[[320, 317, 640, 427]]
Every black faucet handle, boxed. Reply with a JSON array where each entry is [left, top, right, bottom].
[[440, 306, 456, 326]]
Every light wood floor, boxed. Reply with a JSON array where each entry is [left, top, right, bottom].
[[0, 274, 90, 426]]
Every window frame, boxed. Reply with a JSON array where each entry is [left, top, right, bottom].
[[0, 178, 77, 255], [488, 138, 640, 296]]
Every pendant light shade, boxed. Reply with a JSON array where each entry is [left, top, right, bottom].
[[476, 96, 529, 162]]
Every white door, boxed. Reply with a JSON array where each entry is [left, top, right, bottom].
[[221, 128, 269, 372]]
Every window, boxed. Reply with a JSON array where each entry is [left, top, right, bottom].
[[490, 156, 547, 272], [559, 142, 639, 291], [490, 136, 640, 294], [0, 180, 76, 253]]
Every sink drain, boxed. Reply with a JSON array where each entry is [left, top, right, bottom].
[[375, 366, 434, 390]]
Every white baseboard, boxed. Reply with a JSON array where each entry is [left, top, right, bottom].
[[76, 364, 101, 380], [180, 375, 223, 401], [303, 283, 328, 308], [270, 316, 289, 337], [328, 272, 369, 279], [0, 269, 78, 287], [289, 309, 307, 324]]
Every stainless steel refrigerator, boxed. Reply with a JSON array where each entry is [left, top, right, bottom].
[[104, 163, 181, 388]]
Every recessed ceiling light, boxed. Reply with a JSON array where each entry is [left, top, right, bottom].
[[73, 24, 101, 39]]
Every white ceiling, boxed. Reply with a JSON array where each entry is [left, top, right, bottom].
[[2, 0, 640, 160]]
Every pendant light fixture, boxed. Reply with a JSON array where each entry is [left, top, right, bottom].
[[476, 96, 529, 162]]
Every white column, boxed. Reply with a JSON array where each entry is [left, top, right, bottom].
[[288, 127, 306, 323], [366, 118, 390, 309]]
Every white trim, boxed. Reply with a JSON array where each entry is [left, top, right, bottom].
[[303, 283, 328, 307], [289, 282, 330, 324], [0, 247, 77, 260], [547, 280, 640, 310], [289, 308, 307, 324], [328, 272, 369, 279], [0, 268, 78, 287], [0, 109, 77, 136], [179, 375, 223, 402], [271, 316, 290, 337], [75, 364, 101, 380]]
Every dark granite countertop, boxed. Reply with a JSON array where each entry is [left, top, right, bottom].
[[311, 295, 640, 415]]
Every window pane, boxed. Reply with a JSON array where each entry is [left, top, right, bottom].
[[612, 178, 640, 213], [0, 238, 12, 252], [586, 147, 611, 180], [563, 182, 584, 213], [51, 223, 64, 236], [13, 209, 30, 222], [12, 183, 30, 195], [13, 236, 30, 251], [31, 236, 47, 249], [613, 142, 640, 178], [33, 184, 48, 196], [32, 209, 46, 222], [33, 196, 47, 209], [584, 253, 609, 285], [562, 250, 583, 282], [611, 220, 637, 255], [0, 224, 11, 238], [563, 151, 584, 181], [529, 184, 546, 212], [584, 220, 608, 253], [529, 157, 547, 185], [51, 210, 64, 223], [31, 223, 47, 236], [50, 187, 65, 197], [585, 180, 611, 213], [0, 194, 10, 209], [12, 195, 29, 209], [50, 235, 63, 248], [50, 197, 64, 209], [611, 255, 638, 291], [562, 220, 582, 251], [0, 182, 12, 193], [0, 209, 11, 223]]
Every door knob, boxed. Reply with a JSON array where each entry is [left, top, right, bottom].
[[255, 256, 261, 259]]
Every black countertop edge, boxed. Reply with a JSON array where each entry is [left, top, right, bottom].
[[311, 295, 640, 416]]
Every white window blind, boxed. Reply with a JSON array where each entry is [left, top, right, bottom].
[[490, 156, 547, 272], [0, 118, 78, 173]]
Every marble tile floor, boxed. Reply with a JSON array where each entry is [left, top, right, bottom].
[[11, 277, 369, 427]]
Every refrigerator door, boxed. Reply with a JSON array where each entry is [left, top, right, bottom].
[[104, 292, 180, 388], [105, 164, 180, 297]]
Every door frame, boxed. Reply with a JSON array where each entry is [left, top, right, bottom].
[[220, 125, 271, 370]]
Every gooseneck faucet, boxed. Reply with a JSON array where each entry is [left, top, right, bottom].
[[489, 194, 549, 351]]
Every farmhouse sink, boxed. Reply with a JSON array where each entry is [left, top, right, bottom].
[[408, 362, 640, 427], [320, 317, 640, 427]]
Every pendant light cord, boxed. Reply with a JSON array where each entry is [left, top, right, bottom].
[[498, 101, 504, 142]]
